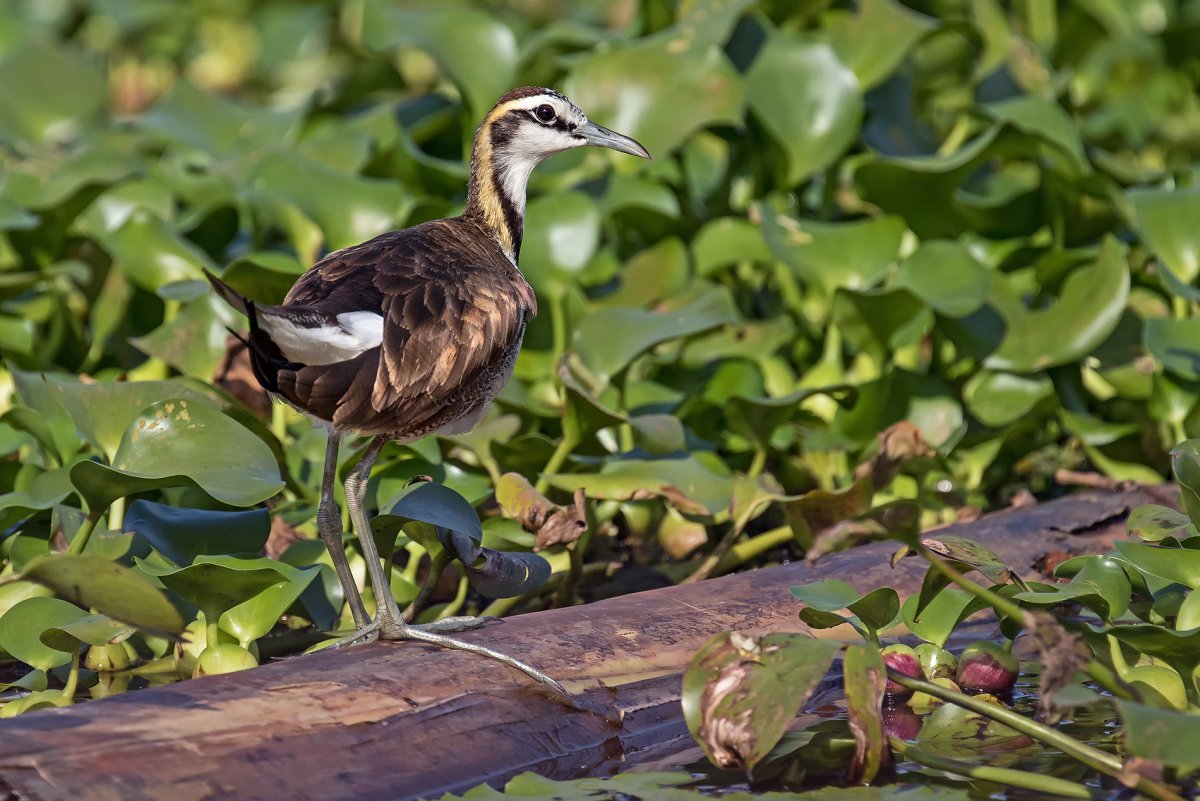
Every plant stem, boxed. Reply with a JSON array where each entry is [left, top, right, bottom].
[[67, 511, 101, 555], [62, 651, 81, 703], [401, 549, 450, 623], [888, 672, 1186, 801], [888, 736, 1092, 798], [920, 548, 1031, 626], [536, 430, 578, 495], [436, 574, 468, 620]]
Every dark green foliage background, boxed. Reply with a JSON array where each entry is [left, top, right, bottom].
[[2, 0, 1200, 692]]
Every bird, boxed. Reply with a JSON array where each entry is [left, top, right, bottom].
[[206, 87, 649, 694]]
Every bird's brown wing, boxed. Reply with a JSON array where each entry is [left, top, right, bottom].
[[279, 218, 535, 436]]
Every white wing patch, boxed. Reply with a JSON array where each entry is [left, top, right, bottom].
[[261, 310, 384, 366]]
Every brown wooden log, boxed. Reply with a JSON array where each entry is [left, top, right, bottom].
[[0, 487, 1172, 801]]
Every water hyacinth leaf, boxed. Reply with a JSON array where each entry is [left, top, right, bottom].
[[726, 387, 848, 452], [218, 252, 308, 305], [783, 477, 873, 549], [1145, 317, 1200, 382], [987, 238, 1130, 372], [445, 530, 550, 598], [964, 371, 1053, 427], [1012, 556, 1131, 621], [894, 241, 991, 317], [984, 96, 1087, 174], [825, 0, 936, 90], [572, 286, 738, 383], [920, 534, 1023, 587], [852, 127, 1001, 239], [139, 79, 300, 157], [546, 454, 734, 517], [564, 43, 742, 157], [746, 35, 862, 187], [519, 192, 601, 294], [761, 201, 906, 293], [790, 580, 900, 636], [1112, 540, 1200, 589], [1127, 504, 1198, 543], [1128, 187, 1200, 284], [0, 597, 91, 671], [247, 151, 406, 251], [692, 218, 773, 276], [843, 643, 888, 784], [902, 587, 980, 648], [131, 295, 234, 380], [70, 398, 284, 511], [915, 702, 1030, 757], [0, 38, 105, 145], [43, 376, 217, 462], [374, 482, 483, 545], [219, 567, 320, 648], [1117, 701, 1200, 775], [682, 632, 840, 771], [40, 614, 132, 654], [99, 213, 215, 291], [125, 499, 271, 566], [13, 553, 186, 636], [360, 5, 517, 121], [1172, 440, 1200, 525], [137, 556, 294, 623]]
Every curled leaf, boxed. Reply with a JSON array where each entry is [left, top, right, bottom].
[[495, 472, 588, 550]]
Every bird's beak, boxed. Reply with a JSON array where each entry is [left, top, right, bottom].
[[576, 121, 651, 159]]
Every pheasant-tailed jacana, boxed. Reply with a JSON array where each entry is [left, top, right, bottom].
[[206, 87, 649, 693]]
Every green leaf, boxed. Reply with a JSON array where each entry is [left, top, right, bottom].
[[99, 213, 216, 291], [70, 398, 283, 511], [373, 482, 483, 546], [519, 192, 601, 294], [0, 38, 105, 145], [1145, 316, 1200, 381], [1112, 540, 1200, 590], [761, 199, 905, 294], [1012, 555, 1131, 621], [546, 454, 734, 517], [137, 555, 295, 623], [1128, 187, 1200, 284], [139, 80, 300, 157], [572, 287, 739, 383], [444, 530, 550, 599], [360, 5, 517, 121], [692, 218, 773, 276], [825, 0, 937, 90], [125, 499, 271, 566], [987, 238, 1130, 372], [564, 42, 743, 157], [40, 614, 133, 654], [746, 34, 862, 186], [681, 632, 840, 771], [1172, 440, 1200, 526], [131, 294, 233, 380], [902, 587, 980, 648], [843, 642, 888, 784], [1117, 700, 1200, 775], [790, 580, 900, 637], [0, 597, 90, 670], [1128, 504, 1198, 543], [963, 371, 1053, 427], [219, 567, 319, 648], [916, 702, 1030, 757], [894, 240, 991, 317], [13, 553, 186, 636]]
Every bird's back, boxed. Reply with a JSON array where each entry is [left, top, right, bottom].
[[248, 216, 537, 440]]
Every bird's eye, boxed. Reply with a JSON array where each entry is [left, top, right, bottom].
[[534, 104, 556, 123]]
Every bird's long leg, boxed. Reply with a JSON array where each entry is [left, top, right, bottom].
[[340, 436, 569, 696], [316, 431, 370, 629]]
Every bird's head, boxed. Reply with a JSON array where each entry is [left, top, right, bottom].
[[465, 87, 649, 259]]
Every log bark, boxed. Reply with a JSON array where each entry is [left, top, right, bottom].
[[0, 487, 1171, 801]]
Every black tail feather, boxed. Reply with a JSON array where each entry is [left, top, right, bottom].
[[206, 269, 297, 394]]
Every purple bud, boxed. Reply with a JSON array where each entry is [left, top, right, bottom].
[[956, 641, 1019, 693], [882, 644, 921, 697], [881, 706, 923, 740]]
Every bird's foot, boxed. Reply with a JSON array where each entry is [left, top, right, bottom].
[[330, 613, 568, 697]]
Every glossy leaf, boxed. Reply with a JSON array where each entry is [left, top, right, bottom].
[[682, 632, 840, 771], [843, 642, 888, 784], [746, 35, 863, 186], [70, 398, 284, 511], [125, 499, 272, 566], [13, 553, 186, 636]]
